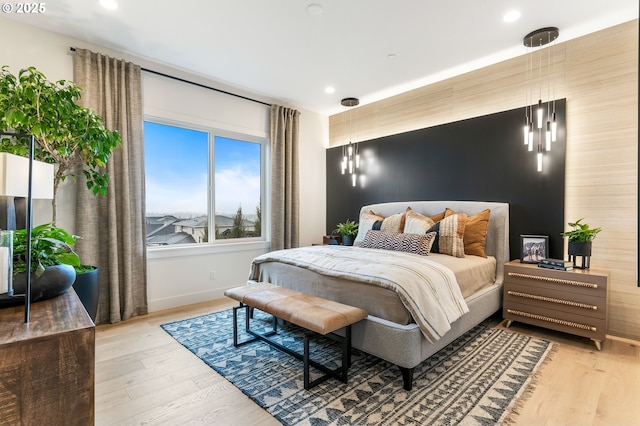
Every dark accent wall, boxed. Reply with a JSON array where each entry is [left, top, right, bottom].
[[326, 100, 566, 261]]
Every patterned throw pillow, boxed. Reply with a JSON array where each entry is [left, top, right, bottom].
[[361, 230, 436, 256], [427, 213, 467, 257]]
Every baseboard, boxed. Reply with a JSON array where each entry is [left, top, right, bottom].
[[148, 288, 230, 312]]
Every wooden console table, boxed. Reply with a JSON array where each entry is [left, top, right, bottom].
[[0, 289, 95, 425]]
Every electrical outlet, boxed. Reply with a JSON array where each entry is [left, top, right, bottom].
[[209, 271, 216, 281]]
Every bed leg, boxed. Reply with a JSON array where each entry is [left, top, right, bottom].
[[399, 366, 414, 391]]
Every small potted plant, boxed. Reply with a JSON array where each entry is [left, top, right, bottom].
[[561, 218, 601, 269], [11, 223, 80, 303], [334, 219, 358, 246]]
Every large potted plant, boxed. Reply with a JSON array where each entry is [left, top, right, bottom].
[[0, 66, 121, 223], [561, 218, 601, 269], [0, 65, 121, 320]]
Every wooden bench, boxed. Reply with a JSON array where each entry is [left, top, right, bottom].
[[224, 282, 368, 389]]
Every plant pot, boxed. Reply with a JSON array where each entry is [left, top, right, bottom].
[[568, 241, 592, 257], [342, 235, 354, 246], [73, 266, 99, 322], [568, 241, 592, 269], [12, 264, 77, 303]]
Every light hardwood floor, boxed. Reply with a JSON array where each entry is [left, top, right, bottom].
[[95, 299, 640, 426]]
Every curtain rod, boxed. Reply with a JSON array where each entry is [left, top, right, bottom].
[[69, 47, 272, 108]]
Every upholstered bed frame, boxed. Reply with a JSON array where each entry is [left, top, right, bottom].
[[259, 201, 510, 390], [345, 201, 509, 389]]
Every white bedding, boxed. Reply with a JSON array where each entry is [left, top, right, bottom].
[[425, 253, 497, 298], [249, 245, 469, 342]]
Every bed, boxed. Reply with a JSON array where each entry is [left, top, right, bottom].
[[248, 201, 509, 390]]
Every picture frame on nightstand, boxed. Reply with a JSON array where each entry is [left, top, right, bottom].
[[520, 235, 549, 263]]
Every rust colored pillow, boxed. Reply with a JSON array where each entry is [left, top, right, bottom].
[[430, 209, 448, 223], [465, 209, 491, 257], [447, 208, 491, 257]]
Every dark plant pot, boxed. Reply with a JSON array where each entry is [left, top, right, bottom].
[[342, 235, 354, 246], [568, 241, 592, 269], [568, 241, 592, 257], [13, 264, 77, 303], [73, 266, 99, 322]]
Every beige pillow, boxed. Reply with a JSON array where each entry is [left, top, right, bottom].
[[427, 213, 467, 257], [404, 208, 436, 234], [380, 211, 406, 233], [353, 210, 385, 245]]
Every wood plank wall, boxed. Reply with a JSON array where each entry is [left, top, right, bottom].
[[328, 20, 639, 340]]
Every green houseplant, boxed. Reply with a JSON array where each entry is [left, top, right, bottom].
[[0, 65, 121, 319], [561, 218, 601, 269], [12, 223, 80, 302], [335, 219, 358, 246], [0, 65, 121, 225]]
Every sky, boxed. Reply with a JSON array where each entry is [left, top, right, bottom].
[[144, 122, 261, 218]]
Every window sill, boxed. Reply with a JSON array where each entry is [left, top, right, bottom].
[[147, 240, 270, 259]]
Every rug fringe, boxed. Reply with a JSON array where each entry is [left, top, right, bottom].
[[498, 342, 558, 426]]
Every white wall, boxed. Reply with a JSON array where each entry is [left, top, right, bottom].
[[0, 17, 327, 312]]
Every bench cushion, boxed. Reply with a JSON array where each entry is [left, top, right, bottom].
[[225, 282, 368, 335]]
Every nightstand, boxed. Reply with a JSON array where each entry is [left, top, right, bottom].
[[503, 260, 609, 350]]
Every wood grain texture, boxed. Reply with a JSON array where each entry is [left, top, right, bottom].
[[94, 299, 640, 425], [0, 290, 95, 426], [329, 19, 639, 340]]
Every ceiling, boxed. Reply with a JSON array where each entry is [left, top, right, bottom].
[[4, 0, 638, 115]]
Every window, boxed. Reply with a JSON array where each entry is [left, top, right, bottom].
[[144, 120, 265, 246]]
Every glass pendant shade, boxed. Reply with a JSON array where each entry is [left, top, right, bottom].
[[536, 100, 543, 128], [545, 121, 552, 151]]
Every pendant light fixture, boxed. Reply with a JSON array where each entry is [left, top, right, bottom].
[[522, 27, 559, 172], [340, 97, 360, 187]]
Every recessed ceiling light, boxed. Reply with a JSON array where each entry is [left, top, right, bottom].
[[100, 0, 118, 10], [503, 10, 521, 23], [324, 86, 335, 94], [307, 4, 323, 15]]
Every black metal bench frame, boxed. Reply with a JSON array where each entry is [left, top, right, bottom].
[[231, 303, 353, 390]]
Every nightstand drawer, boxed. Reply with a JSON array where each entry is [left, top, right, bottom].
[[504, 281, 606, 320], [505, 265, 607, 299], [504, 300, 606, 341]]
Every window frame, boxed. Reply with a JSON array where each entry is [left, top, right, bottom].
[[144, 116, 269, 254]]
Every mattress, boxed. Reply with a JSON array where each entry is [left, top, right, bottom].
[[250, 248, 497, 326]]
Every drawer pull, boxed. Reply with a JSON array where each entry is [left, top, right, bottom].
[[507, 290, 598, 310], [506, 309, 597, 332], [507, 272, 598, 289]]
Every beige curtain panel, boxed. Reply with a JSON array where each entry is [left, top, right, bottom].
[[73, 48, 147, 324], [270, 105, 300, 251]]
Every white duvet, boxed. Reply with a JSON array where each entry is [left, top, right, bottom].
[[248, 245, 469, 342]]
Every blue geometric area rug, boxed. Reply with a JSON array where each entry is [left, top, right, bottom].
[[161, 309, 553, 426]]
